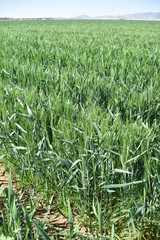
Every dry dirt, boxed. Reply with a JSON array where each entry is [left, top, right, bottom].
[[0, 164, 87, 237]]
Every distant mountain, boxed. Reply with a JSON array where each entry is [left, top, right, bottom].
[[76, 12, 160, 20], [118, 12, 160, 20], [76, 15, 93, 19]]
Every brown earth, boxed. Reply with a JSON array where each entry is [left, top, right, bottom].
[[0, 164, 87, 237]]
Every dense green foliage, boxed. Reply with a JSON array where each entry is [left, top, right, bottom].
[[0, 20, 160, 239]]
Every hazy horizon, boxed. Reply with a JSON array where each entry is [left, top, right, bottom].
[[0, 0, 160, 18]]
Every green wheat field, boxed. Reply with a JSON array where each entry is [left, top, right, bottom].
[[0, 20, 160, 239]]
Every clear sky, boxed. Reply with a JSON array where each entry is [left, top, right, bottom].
[[0, 0, 160, 18]]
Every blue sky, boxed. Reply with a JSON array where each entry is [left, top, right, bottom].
[[0, 0, 160, 18]]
